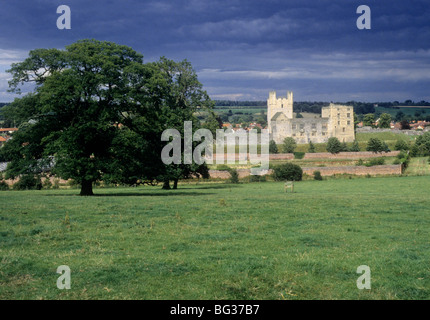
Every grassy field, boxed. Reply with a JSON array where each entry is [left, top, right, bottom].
[[375, 106, 429, 118], [404, 157, 430, 176], [1, 176, 429, 300]]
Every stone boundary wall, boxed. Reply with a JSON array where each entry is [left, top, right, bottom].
[[209, 151, 399, 161], [356, 127, 428, 135], [209, 164, 402, 179], [302, 165, 402, 176], [303, 151, 400, 159]]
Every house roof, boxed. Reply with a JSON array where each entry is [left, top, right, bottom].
[[0, 136, 7, 142], [0, 128, 18, 132]]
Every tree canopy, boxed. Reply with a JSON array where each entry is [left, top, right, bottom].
[[1, 39, 212, 195]]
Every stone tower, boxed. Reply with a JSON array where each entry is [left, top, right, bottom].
[[267, 90, 355, 144], [267, 91, 293, 127]]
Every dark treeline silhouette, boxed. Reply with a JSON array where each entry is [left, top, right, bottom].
[[214, 100, 430, 115]]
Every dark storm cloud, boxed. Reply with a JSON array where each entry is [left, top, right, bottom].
[[1, 0, 429, 102]]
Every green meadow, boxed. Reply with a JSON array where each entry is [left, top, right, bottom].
[[1, 176, 429, 300]]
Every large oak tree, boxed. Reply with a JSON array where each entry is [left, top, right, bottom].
[[1, 40, 212, 194]]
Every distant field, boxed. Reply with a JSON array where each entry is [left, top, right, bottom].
[[0, 176, 429, 300], [214, 106, 265, 115], [376, 106, 429, 118]]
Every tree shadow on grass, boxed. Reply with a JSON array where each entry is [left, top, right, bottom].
[[43, 191, 216, 197], [178, 184, 241, 190]]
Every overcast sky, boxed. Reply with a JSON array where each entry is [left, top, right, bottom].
[[1, 0, 429, 102]]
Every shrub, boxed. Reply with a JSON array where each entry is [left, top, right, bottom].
[[269, 140, 278, 154], [340, 142, 349, 152], [396, 150, 411, 169], [365, 157, 385, 167], [313, 171, 323, 180], [410, 132, 430, 157], [227, 168, 239, 184], [13, 175, 43, 190], [394, 139, 409, 151], [356, 159, 364, 166], [366, 138, 389, 153], [294, 152, 305, 159], [53, 179, 60, 189], [308, 141, 316, 153], [272, 163, 303, 181], [43, 179, 53, 189], [281, 137, 297, 153], [350, 140, 360, 152], [216, 164, 231, 171], [0, 180, 9, 191], [326, 137, 342, 154]]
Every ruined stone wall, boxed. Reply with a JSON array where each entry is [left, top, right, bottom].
[[302, 165, 402, 176], [209, 164, 402, 179], [209, 151, 399, 161], [303, 151, 400, 159]]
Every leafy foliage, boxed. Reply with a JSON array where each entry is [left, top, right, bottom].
[[227, 168, 239, 184], [350, 140, 360, 152], [378, 113, 392, 128], [1, 40, 212, 194], [394, 139, 410, 151], [12, 174, 42, 190], [269, 140, 278, 154], [326, 137, 342, 154], [313, 171, 323, 180], [281, 137, 297, 153], [272, 162, 303, 181], [410, 132, 430, 157], [366, 138, 390, 153]]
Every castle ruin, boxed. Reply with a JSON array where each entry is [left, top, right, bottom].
[[267, 91, 355, 144]]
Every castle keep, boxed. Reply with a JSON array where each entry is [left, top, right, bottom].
[[267, 91, 355, 144]]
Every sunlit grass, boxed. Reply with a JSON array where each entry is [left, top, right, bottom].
[[0, 176, 429, 299]]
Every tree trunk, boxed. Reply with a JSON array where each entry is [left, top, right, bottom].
[[80, 179, 94, 196], [162, 180, 170, 190], [173, 179, 178, 189]]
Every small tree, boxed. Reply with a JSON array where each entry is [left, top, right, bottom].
[[227, 168, 239, 184], [340, 142, 349, 152], [282, 137, 297, 153], [269, 140, 279, 154], [326, 137, 342, 154], [410, 132, 430, 156], [272, 163, 303, 181], [378, 113, 392, 128], [350, 140, 360, 152], [313, 170, 323, 180], [12, 174, 43, 190], [394, 139, 409, 151], [366, 138, 387, 153], [308, 141, 316, 153], [363, 113, 375, 127]]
